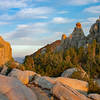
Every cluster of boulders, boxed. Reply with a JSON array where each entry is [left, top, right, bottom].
[[56, 17, 100, 52], [0, 67, 100, 100]]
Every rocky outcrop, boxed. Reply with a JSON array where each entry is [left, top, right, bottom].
[[0, 36, 12, 66], [8, 68, 36, 84], [32, 75, 88, 94], [56, 22, 87, 52], [88, 17, 100, 43], [51, 83, 90, 100], [0, 75, 37, 100], [1, 68, 91, 100], [56, 17, 100, 52]]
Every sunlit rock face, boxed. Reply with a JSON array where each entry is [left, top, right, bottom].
[[56, 22, 87, 52], [72, 22, 85, 38], [56, 17, 100, 52], [0, 36, 12, 66]]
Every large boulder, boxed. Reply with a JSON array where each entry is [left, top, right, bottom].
[[0, 75, 37, 100], [61, 67, 89, 81], [88, 94, 100, 100], [33, 76, 56, 90], [61, 68, 77, 77], [55, 77, 88, 94], [0, 36, 12, 66], [8, 68, 36, 84], [51, 83, 90, 100]]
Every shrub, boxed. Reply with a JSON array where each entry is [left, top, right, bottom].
[[70, 70, 89, 82]]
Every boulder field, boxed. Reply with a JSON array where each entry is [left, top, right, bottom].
[[0, 68, 97, 100]]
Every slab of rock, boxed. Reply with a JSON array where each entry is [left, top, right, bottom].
[[51, 83, 90, 100], [8, 68, 36, 84], [33, 76, 56, 89], [28, 84, 50, 100], [55, 77, 88, 93], [88, 94, 100, 100], [61, 68, 77, 77], [0, 75, 37, 100]]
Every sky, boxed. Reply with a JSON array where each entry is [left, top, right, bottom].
[[0, 0, 100, 58]]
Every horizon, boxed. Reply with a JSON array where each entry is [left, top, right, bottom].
[[0, 0, 100, 58]]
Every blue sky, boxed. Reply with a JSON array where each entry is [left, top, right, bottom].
[[0, 0, 100, 57]]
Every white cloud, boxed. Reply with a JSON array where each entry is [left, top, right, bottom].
[[35, 0, 49, 2], [82, 17, 98, 25], [84, 5, 100, 13], [0, 7, 54, 20], [0, 22, 10, 26], [0, 0, 27, 9], [62, 0, 99, 5], [16, 7, 53, 19], [4, 22, 49, 40], [52, 17, 74, 24], [58, 11, 68, 14]]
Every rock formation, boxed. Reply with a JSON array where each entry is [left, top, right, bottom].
[[56, 22, 87, 52], [56, 17, 100, 52], [0, 36, 12, 66], [88, 17, 100, 43]]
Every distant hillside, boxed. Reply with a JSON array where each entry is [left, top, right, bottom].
[[29, 40, 61, 57], [14, 57, 24, 63]]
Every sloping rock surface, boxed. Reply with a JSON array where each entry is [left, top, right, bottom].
[[55, 77, 88, 93], [51, 83, 90, 100], [0, 75, 37, 100]]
